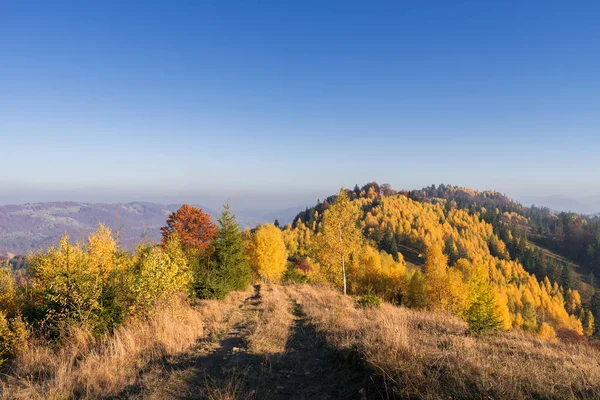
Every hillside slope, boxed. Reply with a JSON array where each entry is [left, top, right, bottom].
[[284, 183, 593, 338]]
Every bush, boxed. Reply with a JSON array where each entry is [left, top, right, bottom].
[[0, 312, 29, 368], [538, 322, 557, 342], [282, 266, 308, 284], [126, 236, 191, 315], [356, 294, 381, 308], [556, 327, 586, 344]]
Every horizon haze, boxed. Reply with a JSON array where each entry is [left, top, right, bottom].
[[2, 1, 600, 209]]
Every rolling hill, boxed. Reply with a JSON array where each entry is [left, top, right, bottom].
[[0, 201, 302, 256]]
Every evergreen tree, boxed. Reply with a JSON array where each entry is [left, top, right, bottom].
[[465, 273, 500, 335], [591, 290, 600, 335], [193, 203, 251, 299], [581, 309, 594, 337], [381, 231, 399, 261], [561, 265, 572, 289]]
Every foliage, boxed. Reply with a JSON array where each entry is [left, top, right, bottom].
[[193, 204, 251, 299], [538, 322, 557, 341], [248, 223, 288, 282], [28, 234, 107, 335], [403, 269, 427, 309], [282, 265, 308, 283], [0, 266, 18, 317], [466, 282, 501, 335], [356, 294, 381, 308], [284, 183, 587, 338], [126, 235, 191, 315], [315, 189, 362, 295], [161, 204, 217, 253], [0, 312, 29, 368]]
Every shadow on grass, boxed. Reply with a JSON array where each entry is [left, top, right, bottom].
[[116, 286, 384, 399], [251, 300, 379, 400]]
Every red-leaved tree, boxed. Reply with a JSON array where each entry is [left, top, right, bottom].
[[161, 204, 217, 252]]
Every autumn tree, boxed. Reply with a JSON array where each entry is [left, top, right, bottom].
[[127, 234, 190, 315], [403, 269, 427, 309], [87, 223, 117, 282], [0, 266, 18, 317], [581, 309, 594, 337], [29, 235, 104, 334], [423, 246, 468, 314], [0, 312, 28, 368], [161, 204, 217, 253], [248, 223, 288, 282], [316, 189, 362, 295]]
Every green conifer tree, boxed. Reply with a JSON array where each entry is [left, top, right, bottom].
[[193, 203, 251, 299], [465, 264, 500, 335]]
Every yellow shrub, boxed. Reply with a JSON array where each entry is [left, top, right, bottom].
[[538, 322, 557, 341], [0, 312, 29, 367]]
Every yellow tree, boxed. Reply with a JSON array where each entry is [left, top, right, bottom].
[[249, 223, 288, 282], [128, 235, 191, 315], [316, 189, 362, 295], [423, 246, 469, 315], [87, 223, 117, 282], [423, 245, 451, 311], [29, 235, 102, 329], [0, 267, 17, 317], [403, 268, 427, 309]]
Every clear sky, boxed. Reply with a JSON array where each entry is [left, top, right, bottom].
[[2, 1, 599, 210]]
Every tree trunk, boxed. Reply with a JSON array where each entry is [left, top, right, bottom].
[[342, 254, 347, 295]]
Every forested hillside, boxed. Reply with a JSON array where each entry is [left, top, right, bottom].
[[286, 182, 599, 339]]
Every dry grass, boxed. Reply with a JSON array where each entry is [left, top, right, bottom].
[[0, 290, 250, 400], [202, 370, 253, 400], [247, 284, 293, 356], [286, 284, 600, 400]]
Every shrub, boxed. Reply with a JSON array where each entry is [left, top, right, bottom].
[[282, 266, 308, 284], [356, 294, 381, 308], [126, 235, 191, 315], [28, 235, 105, 336], [556, 327, 587, 344], [538, 322, 557, 342], [0, 312, 29, 368]]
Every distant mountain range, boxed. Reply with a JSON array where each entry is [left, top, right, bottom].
[[0, 202, 303, 256], [517, 195, 600, 215]]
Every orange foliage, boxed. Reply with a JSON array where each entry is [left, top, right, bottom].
[[161, 204, 217, 252]]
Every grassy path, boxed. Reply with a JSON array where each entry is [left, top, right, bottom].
[[139, 286, 262, 399], [138, 284, 372, 399]]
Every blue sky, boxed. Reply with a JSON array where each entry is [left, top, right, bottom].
[[1, 1, 599, 210]]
